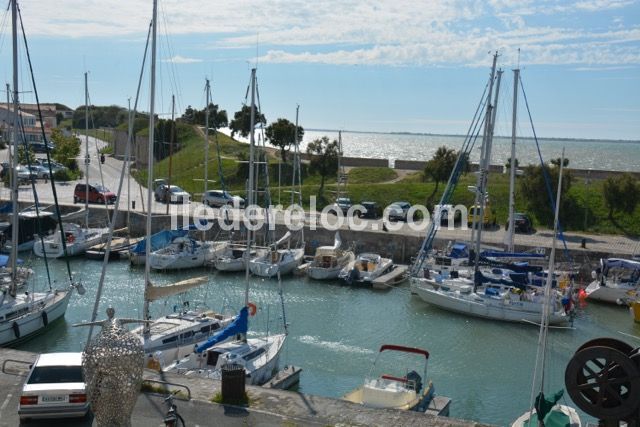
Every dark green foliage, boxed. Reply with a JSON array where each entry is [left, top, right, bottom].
[[306, 136, 339, 204], [265, 118, 304, 163], [520, 164, 574, 227], [72, 105, 129, 129], [229, 105, 266, 138], [17, 145, 35, 165], [550, 157, 570, 167], [505, 157, 519, 169], [602, 173, 640, 219], [423, 146, 461, 203], [53, 168, 82, 181], [182, 104, 228, 128], [50, 128, 81, 171]]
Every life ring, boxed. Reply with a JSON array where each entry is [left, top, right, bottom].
[[247, 302, 257, 316], [12, 321, 20, 338], [42, 311, 48, 326], [66, 234, 75, 244]]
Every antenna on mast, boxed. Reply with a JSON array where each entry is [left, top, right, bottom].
[[255, 32, 259, 69], [517, 48, 521, 69]]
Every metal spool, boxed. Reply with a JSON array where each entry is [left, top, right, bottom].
[[565, 338, 640, 422]]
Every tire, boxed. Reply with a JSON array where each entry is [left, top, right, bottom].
[[97, 197, 103, 204], [74, 196, 79, 204]]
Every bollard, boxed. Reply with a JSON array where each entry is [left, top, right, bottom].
[[132, 200, 136, 210], [581, 238, 586, 249], [221, 363, 245, 404]]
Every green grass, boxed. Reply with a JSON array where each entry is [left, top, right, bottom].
[[137, 128, 640, 236], [347, 167, 398, 184], [75, 128, 115, 144]]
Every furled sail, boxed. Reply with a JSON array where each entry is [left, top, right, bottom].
[[145, 276, 207, 302], [195, 306, 248, 353]]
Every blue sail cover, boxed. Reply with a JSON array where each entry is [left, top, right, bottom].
[[480, 251, 544, 259], [130, 224, 197, 255], [195, 307, 248, 353], [449, 243, 469, 259], [604, 258, 640, 271], [0, 203, 11, 214]]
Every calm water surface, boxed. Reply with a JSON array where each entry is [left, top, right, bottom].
[[302, 130, 640, 172], [18, 257, 640, 425]]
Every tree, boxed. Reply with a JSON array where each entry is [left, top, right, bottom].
[[229, 105, 266, 138], [265, 118, 304, 163], [505, 157, 519, 169], [423, 146, 457, 204], [520, 163, 574, 227], [551, 157, 570, 167], [603, 173, 639, 219], [181, 104, 228, 128], [306, 136, 338, 204], [50, 128, 81, 170], [17, 145, 35, 165]]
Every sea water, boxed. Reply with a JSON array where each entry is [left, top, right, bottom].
[[302, 130, 640, 171], [16, 257, 639, 425]]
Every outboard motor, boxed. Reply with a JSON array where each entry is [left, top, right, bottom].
[[406, 370, 422, 394]]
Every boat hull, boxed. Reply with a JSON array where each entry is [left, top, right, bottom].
[[585, 280, 635, 305], [414, 286, 569, 325], [0, 289, 72, 346]]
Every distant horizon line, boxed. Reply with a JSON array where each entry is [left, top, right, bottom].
[[304, 128, 640, 144]]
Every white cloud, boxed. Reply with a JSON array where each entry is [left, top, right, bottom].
[[163, 55, 202, 64], [13, 0, 640, 67]]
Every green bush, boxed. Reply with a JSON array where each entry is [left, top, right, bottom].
[[53, 168, 83, 181]]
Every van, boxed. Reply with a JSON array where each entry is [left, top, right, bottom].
[[467, 204, 496, 228]]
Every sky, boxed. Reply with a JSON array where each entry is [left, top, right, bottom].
[[0, 0, 639, 140]]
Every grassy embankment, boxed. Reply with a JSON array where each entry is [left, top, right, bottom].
[[138, 127, 640, 236]]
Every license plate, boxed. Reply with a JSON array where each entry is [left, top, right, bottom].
[[42, 395, 66, 403]]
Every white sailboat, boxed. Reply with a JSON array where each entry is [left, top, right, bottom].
[[149, 237, 225, 270], [0, 0, 77, 346], [413, 57, 572, 326], [164, 68, 287, 385], [511, 150, 581, 427], [584, 258, 640, 304], [307, 232, 354, 280], [249, 231, 304, 278]]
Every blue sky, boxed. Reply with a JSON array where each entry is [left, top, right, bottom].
[[1, 0, 639, 140]]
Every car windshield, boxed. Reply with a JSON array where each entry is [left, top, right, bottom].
[[94, 185, 108, 192], [170, 186, 184, 193], [28, 366, 83, 384], [336, 198, 351, 204], [389, 203, 400, 209]]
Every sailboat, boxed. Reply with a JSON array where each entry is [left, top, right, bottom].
[[413, 57, 572, 326], [249, 105, 304, 278], [164, 68, 287, 385], [33, 73, 108, 258], [0, 0, 78, 346], [511, 150, 581, 427]]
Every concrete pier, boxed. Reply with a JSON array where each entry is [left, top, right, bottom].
[[0, 348, 490, 427]]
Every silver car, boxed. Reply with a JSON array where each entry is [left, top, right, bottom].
[[202, 190, 245, 208], [18, 352, 89, 421]]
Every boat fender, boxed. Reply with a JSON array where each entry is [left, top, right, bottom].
[[12, 321, 20, 338], [248, 302, 257, 316], [42, 311, 48, 326], [67, 234, 75, 244]]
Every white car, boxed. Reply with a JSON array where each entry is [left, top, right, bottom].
[[202, 190, 245, 208], [18, 352, 89, 421], [155, 184, 190, 204]]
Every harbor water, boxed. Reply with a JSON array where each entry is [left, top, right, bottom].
[[18, 257, 639, 426], [302, 130, 640, 172]]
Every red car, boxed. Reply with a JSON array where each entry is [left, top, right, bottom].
[[73, 183, 116, 204]]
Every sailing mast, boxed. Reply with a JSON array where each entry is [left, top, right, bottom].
[[244, 68, 257, 303], [506, 67, 520, 253], [166, 94, 174, 215], [472, 53, 501, 278], [292, 105, 303, 244], [9, 0, 19, 296], [84, 72, 90, 228], [337, 131, 344, 199], [204, 78, 210, 196], [143, 0, 158, 336]]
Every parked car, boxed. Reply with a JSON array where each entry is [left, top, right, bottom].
[[467, 203, 497, 228], [28, 142, 55, 153], [506, 212, 534, 233], [330, 197, 353, 215], [74, 183, 117, 204], [387, 201, 411, 221], [26, 164, 50, 179], [434, 204, 462, 226], [202, 190, 245, 208], [35, 158, 67, 174], [357, 201, 379, 219], [14, 165, 38, 183], [155, 184, 190, 204], [18, 352, 89, 421]]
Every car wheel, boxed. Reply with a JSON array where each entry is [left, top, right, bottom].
[[97, 196, 103, 203], [74, 196, 78, 203]]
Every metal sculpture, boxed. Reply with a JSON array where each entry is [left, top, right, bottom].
[[565, 337, 640, 426], [74, 307, 147, 427]]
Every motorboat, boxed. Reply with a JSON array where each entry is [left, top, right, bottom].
[[0, 207, 58, 252], [149, 237, 225, 270], [163, 307, 286, 385], [33, 222, 108, 258], [129, 226, 194, 266], [249, 232, 304, 278], [339, 253, 393, 285], [343, 344, 441, 413], [212, 243, 262, 272], [585, 258, 640, 304], [307, 232, 354, 280]]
